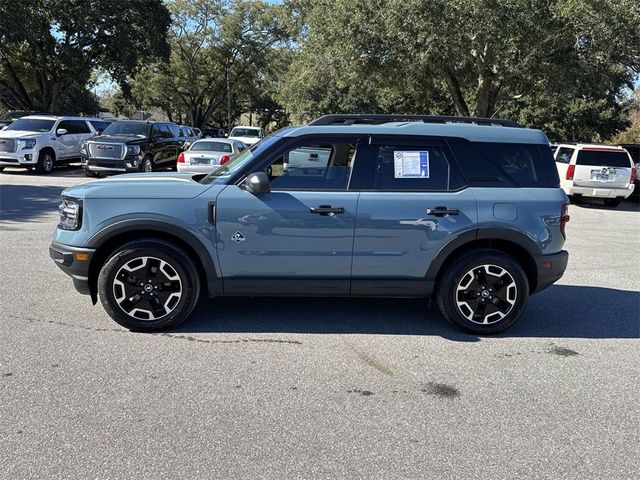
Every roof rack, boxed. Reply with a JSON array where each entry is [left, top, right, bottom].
[[308, 114, 522, 128]]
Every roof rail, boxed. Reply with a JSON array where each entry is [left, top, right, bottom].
[[308, 114, 523, 128]]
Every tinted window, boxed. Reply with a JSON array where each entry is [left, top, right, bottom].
[[169, 124, 181, 138], [363, 144, 458, 191], [556, 147, 574, 164], [160, 124, 174, 139], [89, 120, 109, 134], [66, 120, 91, 134], [190, 141, 232, 153], [266, 143, 356, 190], [576, 150, 632, 168], [451, 139, 557, 187], [103, 122, 149, 137], [7, 118, 55, 132]]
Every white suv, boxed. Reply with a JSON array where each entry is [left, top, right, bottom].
[[0, 115, 107, 174], [553, 143, 636, 207], [228, 126, 266, 146]]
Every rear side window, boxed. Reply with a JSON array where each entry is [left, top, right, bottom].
[[363, 144, 464, 191], [556, 147, 574, 164], [576, 150, 632, 168], [89, 120, 109, 134], [450, 139, 558, 188]]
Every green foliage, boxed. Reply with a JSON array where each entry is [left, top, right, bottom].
[[0, 0, 170, 112], [280, 0, 640, 140], [131, 0, 289, 129]]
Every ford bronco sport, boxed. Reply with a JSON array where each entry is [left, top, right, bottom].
[[50, 114, 569, 334]]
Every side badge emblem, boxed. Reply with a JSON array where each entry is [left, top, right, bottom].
[[232, 231, 246, 243]]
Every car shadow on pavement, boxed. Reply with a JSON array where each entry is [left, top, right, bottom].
[[176, 284, 639, 341], [572, 197, 639, 212], [0, 184, 64, 223]]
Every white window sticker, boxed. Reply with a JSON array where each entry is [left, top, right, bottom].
[[394, 151, 430, 178]]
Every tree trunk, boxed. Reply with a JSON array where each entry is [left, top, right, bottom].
[[443, 66, 470, 117], [474, 72, 493, 117]]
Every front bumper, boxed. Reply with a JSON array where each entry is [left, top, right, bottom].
[[0, 149, 38, 167], [82, 154, 142, 173], [532, 250, 568, 293], [49, 241, 96, 297]]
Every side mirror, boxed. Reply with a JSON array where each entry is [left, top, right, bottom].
[[56, 128, 68, 136], [243, 171, 271, 194]]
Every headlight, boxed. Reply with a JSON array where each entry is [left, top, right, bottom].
[[19, 138, 36, 149], [58, 197, 82, 230], [127, 145, 141, 156]]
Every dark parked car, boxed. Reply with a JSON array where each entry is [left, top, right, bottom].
[[81, 120, 182, 176], [202, 128, 226, 138]]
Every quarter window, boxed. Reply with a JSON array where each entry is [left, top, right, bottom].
[[556, 147, 574, 164]]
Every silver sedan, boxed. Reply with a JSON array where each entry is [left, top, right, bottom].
[[177, 138, 247, 173]]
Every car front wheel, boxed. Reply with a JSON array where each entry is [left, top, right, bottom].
[[142, 156, 154, 173], [98, 240, 200, 331], [436, 250, 529, 335], [36, 150, 55, 174]]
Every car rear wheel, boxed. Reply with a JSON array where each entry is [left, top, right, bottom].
[[84, 168, 100, 177], [603, 198, 622, 207], [35, 150, 55, 174], [436, 250, 529, 335], [98, 240, 200, 332]]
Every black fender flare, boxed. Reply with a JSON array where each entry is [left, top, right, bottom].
[[425, 227, 542, 281], [88, 219, 222, 297]]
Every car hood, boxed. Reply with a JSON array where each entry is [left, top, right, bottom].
[[62, 172, 216, 200], [0, 130, 48, 139], [88, 134, 148, 144], [229, 136, 260, 145]]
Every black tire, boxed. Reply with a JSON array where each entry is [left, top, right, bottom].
[[604, 198, 622, 208], [98, 240, 200, 332], [35, 149, 55, 174], [436, 250, 529, 335], [84, 168, 100, 177], [0, 166, 4, 172], [142, 156, 154, 173]]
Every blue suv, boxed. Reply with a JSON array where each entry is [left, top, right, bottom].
[[50, 114, 569, 334]]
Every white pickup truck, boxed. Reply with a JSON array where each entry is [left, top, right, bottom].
[[0, 115, 107, 174]]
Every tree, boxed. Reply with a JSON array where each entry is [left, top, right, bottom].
[[280, 0, 640, 139], [610, 89, 640, 144], [131, 0, 289, 129], [0, 0, 170, 112]]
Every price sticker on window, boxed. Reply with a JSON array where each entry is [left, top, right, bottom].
[[394, 151, 430, 178]]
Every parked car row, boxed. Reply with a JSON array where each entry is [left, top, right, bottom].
[[0, 113, 258, 176]]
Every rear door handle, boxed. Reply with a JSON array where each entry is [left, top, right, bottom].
[[426, 206, 460, 217], [310, 205, 345, 216]]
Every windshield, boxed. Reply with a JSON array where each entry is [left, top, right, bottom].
[[6, 118, 55, 132], [102, 122, 150, 137], [200, 136, 280, 185], [190, 141, 232, 153], [230, 128, 260, 137]]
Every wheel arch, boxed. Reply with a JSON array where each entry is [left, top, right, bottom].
[[427, 229, 541, 293], [86, 220, 221, 304]]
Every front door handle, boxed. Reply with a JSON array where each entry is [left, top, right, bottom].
[[426, 206, 460, 217], [310, 205, 345, 216]]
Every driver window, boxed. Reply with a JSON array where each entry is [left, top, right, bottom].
[[266, 143, 356, 190]]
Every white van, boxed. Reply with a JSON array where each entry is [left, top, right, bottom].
[[553, 143, 636, 207]]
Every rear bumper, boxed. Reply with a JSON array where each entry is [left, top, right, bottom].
[[568, 184, 633, 199], [49, 241, 96, 296], [177, 164, 220, 174], [532, 250, 568, 293]]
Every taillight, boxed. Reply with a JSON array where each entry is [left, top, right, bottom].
[[631, 167, 637, 184], [560, 202, 570, 239], [219, 155, 230, 165], [177, 152, 185, 164], [566, 164, 575, 180]]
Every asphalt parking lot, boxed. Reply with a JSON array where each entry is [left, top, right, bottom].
[[1, 166, 639, 479]]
